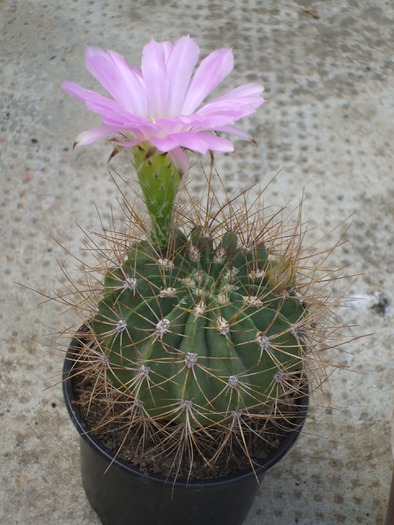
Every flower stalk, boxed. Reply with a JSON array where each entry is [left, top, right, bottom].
[[132, 146, 180, 246]]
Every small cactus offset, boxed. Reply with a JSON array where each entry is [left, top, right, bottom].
[[92, 224, 307, 429]]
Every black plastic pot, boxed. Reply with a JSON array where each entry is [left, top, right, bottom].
[[63, 334, 309, 525]]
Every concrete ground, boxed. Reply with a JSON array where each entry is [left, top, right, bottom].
[[1, 0, 393, 524]]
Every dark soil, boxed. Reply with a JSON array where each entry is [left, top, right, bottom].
[[71, 372, 307, 482]]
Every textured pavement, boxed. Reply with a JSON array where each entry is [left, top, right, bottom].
[[1, 1, 393, 524]]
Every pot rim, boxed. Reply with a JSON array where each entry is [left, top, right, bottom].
[[63, 332, 309, 489]]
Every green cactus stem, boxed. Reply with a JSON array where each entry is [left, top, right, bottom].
[[132, 146, 181, 247], [91, 227, 306, 428]]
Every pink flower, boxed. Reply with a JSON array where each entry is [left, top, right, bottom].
[[62, 35, 264, 170]]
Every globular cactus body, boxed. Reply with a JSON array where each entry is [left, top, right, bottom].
[[92, 227, 306, 427]]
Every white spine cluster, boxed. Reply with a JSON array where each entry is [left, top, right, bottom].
[[181, 399, 193, 412], [194, 301, 206, 317], [189, 244, 200, 260], [214, 247, 226, 262], [123, 276, 137, 291], [228, 375, 239, 388], [155, 318, 171, 338], [157, 258, 174, 269], [184, 352, 198, 368], [115, 319, 127, 333], [159, 287, 177, 298], [274, 371, 284, 384], [249, 269, 265, 281], [256, 332, 272, 351], [96, 353, 110, 369], [224, 267, 238, 281], [217, 316, 230, 336], [138, 365, 150, 379], [243, 295, 263, 307]]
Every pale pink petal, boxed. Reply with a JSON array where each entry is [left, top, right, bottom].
[[168, 147, 189, 173], [84, 47, 148, 116], [62, 81, 128, 121], [61, 81, 121, 113], [161, 40, 174, 62], [74, 125, 126, 146], [180, 133, 234, 153], [195, 84, 264, 120], [148, 135, 178, 151], [167, 112, 248, 134], [148, 116, 188, 139], [213, 125, 252, 140], [208, 83, 264, 103], [184, 113, 242, 131], [151, 132, 234, 155], [112, 136, 143, 148], [61, 81, 147, 127], [141, 39, 170, 118], [182, 48, 234, 114], [165, 35, 200, 116], [105, 50, 148, 116]]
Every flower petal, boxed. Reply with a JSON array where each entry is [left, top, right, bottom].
[[61, 81, 147, 127], [74, 125, 126, 146], [168, 147, 189, 174], [213, 125, 252, 140], [196, 83, 264, 120], [151, 132, 234, 155], [141, 39, 170, 118], [112, 136, 143, 148], [182, 48, 234, 114], [84, 47, 148, 117], [62, 81, 127, 117], [165, 35, 200, 116]]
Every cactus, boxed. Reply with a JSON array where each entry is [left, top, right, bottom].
[[60, 37, 346, 479], [60, 165, 345, 479], [91, 224, 307, 428]]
